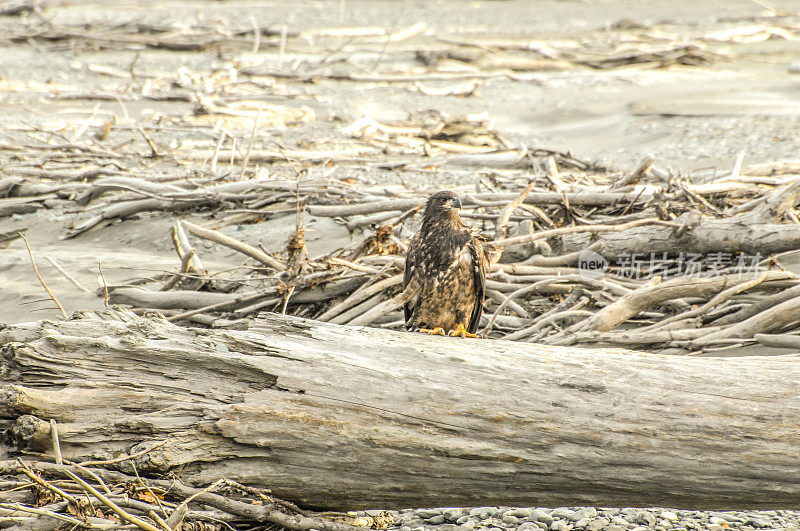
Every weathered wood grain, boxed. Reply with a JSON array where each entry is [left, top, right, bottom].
[[1, 308, 799, 510]]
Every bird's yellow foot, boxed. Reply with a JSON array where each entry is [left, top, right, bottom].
[[448, 323, 479, 338], [419, 327, 446, 336]]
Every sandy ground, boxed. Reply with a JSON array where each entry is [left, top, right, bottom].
[[1, 0, 799, 325]]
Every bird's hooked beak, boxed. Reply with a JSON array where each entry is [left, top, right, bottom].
[[448, 197, 462, 209]]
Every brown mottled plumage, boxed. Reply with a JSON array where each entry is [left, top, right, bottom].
[[399, 190, 489, 335]]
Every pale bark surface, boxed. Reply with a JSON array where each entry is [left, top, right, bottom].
[[556, 217, 800, 257], [556, 184, 800, 258], [2, 309, 799, 510]]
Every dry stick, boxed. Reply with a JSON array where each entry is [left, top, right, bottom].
[[138, 126, 160, 158], [98, 259, 109, 308], [478, 188, 645, 208], [240, 105, 262, 179], [544, 156, 565, 192], [482, 275, 586, 336], [486, 289, 529, 318], [168, 479, 223, 527], [502, 298, 589, 341], [184, 479, 361, 531], [345, 211, 399, 231], [491, 218, 678, 248], [78, 440, 168, 467], [348, 296, 402, 326], [677, 180, 721, 214], [249, 15, 261, 53], [335, 292, 388, 325], [229, 137, 237, 173], [638, 272, 770, 333], [389, 233, 408, 253], [691, 292, 800, 347], [161, 248, 196, 291], [567, 327, 723, 348], [210, 130, 226, 173], [164, 502, 188, 529], [611, 154, 654, 190], [518, 309, 593, 339], [618, 185, 646, 217], [580, 271, 793, 336], [18, 232, 67, 318], [712, 283, 800, 327], [281, 285, 295, 314], [504, 289, 588, 339], [523, 241, 603, 266], [61, 460, 113, 496], [0, 503, 89, 529], [754, 333, 800, 349], [16, 459, 78, 506], [232, 296, 282, 316], [278, 24, 288, 66], [44, 256, 90, 292], [318, 273, 403, 321], [222, 478, 273, 498], [172, 220, 205, 273], [49, 419, 62, 465], [162, 221, 205, 292], [9, 462, 368, 531], [387, 203, 423, 227], [0, 514, 36, 527], [62, 469, 164, 531], [180, 219, 286, 271], [327, 257, 382, 274], [730, 150, 745, 180], [495, 179, 536, 240], [167, 291, 275, 322], [149, 510, 172, 531], [131, 462, 169, 522]]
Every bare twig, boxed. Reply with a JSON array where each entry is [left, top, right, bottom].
[[240, 105, 263, 179], [77, 440, 169, 467], [44, 256, 90, 293], [138, 126, 160, 157], [611, 154, 654, 189], [62, 468, 164, 531], [0, 502, 89, 528], [18, 232, 67, 318], [61, 460, 113, 496], [49, 420, 62, 465], [131, 462, 169, 521], [98, 259, 109, 308], [16, 459, 78, 505], [491, 218, 678, 248], [495, 179, 536, 240], [180, 219, 286, 271], [544, 156, 565, 192]]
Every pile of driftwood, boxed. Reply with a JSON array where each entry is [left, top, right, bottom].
[[8, 146, 800, 354], [0, 456, 387, 531], [102, 154, 800, 354]]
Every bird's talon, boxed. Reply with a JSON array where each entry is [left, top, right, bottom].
[[448, 324, 478, 339], [419, 327, 446, 336]]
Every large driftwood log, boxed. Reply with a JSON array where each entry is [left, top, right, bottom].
[[556, 216, 800, 257], [1, 308, 799, 510], [557, 182, 800, 257]]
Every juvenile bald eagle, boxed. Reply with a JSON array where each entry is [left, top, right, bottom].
[[399, 190, 490, 338]]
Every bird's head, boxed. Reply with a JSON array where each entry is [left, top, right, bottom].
[[422, 190, 464, 229], [423, 190, 462, 218]]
